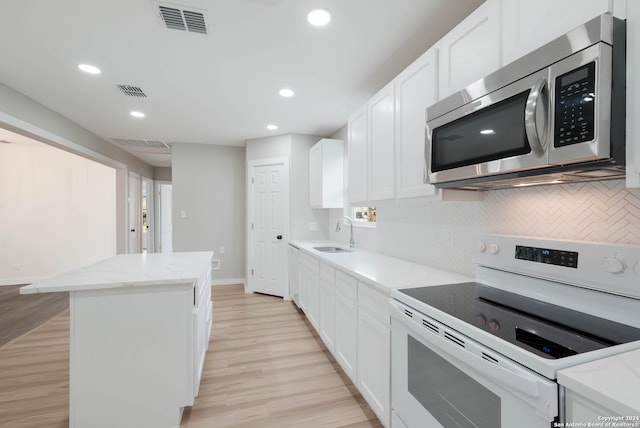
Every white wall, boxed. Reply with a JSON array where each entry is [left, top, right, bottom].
[[171, 143, 246, 282], [0, 82, 158, 253], [0, 140, 116, 285], [330, 180, 640, 277]]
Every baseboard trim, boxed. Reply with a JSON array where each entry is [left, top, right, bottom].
[[212, 278, 246, 287]]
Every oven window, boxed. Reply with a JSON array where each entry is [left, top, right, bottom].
[[408, 335, 501, 428], [431, 90, 530, 172]]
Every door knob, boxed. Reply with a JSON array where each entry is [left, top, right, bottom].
[[277, 235, 283, 240]]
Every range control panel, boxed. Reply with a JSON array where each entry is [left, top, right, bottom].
[[476, 235, 640, 299], [515, 245, 578, 268]]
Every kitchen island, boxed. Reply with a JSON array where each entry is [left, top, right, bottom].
[[20, 251, 213, 428]]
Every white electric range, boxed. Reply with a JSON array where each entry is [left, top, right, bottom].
[[390, 235, 640, 428]]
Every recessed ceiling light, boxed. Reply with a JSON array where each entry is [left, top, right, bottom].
[[267, 124, 278, 130], [78, 64, 101, 74], [130, 111, 145, 118], [279, 88, 294, 98], [307, 9, 331, 27]]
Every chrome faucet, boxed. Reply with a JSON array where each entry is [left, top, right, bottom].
[[336, 216, 356, 248]]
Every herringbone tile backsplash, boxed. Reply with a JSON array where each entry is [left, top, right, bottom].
[[482, 180, 640, 243], [370, 179, 640, 276]]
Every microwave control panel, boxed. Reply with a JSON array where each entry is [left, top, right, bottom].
[[554, 61, 596, 147]]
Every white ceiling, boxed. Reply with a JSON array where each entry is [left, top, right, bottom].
[[0, 0, 483, 167]]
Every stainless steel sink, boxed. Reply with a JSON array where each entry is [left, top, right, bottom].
[[313, 246, 352, 253]]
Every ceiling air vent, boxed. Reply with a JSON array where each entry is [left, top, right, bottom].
[[117, 84, 147, 98], [111, 138, 171, 150], [157, 3, 207, 34]]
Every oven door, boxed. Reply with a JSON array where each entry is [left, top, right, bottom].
[[390, 300, 558, 428]]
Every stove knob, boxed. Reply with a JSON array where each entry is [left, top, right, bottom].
[[489, 319, 500, 332], [476, 314, 487, 327], [477, 242, 487, 253], [488, 243, 500, 255], [603, 257, 625, 274]]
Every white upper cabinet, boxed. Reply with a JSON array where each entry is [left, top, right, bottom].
[[436, 0, 501, 100], [347, 105, 369, 204], [367, 81, 396, 201], [395, 48, 438, 199], [347, 81, 396, 204], [501, 0, 615, 66], [309, 138, 344, 208]]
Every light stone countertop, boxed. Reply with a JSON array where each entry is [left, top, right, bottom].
[[20, 252, 214, 294], [558, 348, 640, 417], [290, 240, 472, 295]]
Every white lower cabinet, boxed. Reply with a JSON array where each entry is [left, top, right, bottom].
[[297, 253, 391, 427], [319, 263, 336, 352], [564, 389, 617, 424], [357, 283, 391, 427], [335, 288, 358, 383], [358, 308, 390, 425], [299, 253, 320, 328]]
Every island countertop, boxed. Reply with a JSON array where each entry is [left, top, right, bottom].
[[20, 252, 214, 294]]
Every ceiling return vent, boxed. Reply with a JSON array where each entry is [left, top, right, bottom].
[[117, 84, 147, 98], [110, 138, 172, 150], [155, 3, 208, 34]]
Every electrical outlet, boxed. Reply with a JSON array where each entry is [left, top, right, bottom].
[[219, 246, 226, 254], [446, 230, 454, 246], [212, 259, 220, 270], [180, 210, 187, 219]]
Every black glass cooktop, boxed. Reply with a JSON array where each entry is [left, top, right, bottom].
[[398, 283, 640, 359]]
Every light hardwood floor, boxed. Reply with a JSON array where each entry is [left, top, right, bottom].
[[0, 284, 68, 347], [0, 284, 382, 428]]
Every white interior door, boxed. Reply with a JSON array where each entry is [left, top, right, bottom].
[[141, 177, 153, 253], [157, 183, 173, 253], [128, 172, 141, 253], [249, 159, 289, 297]]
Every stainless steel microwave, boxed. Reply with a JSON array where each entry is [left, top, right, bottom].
[[426, 14, 625, 190]]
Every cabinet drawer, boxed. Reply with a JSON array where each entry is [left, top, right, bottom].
[[336, 270, 357, 302], [320, 262, 335, 284], [358, 283, 389, 326], [299, 252, 320, 274]]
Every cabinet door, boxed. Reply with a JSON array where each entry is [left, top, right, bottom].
[[288, 245, 299, 306], [348, 105, 368, 203], [565, 390, 617, 425], [501, 0, 612, 66], [335, 292, 358, 383], [437, 0, 501, 100], [395, 48, 438, 199], [309, 143, 323, 208], [319, 278, 336, 353], [298, 265, 307, 313], [307, 269, 319, 329], [368, 81, 395, 201], [358, 309, 390, 427]]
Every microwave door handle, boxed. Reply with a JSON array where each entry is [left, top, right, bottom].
[[524, 77, 548, 155]]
